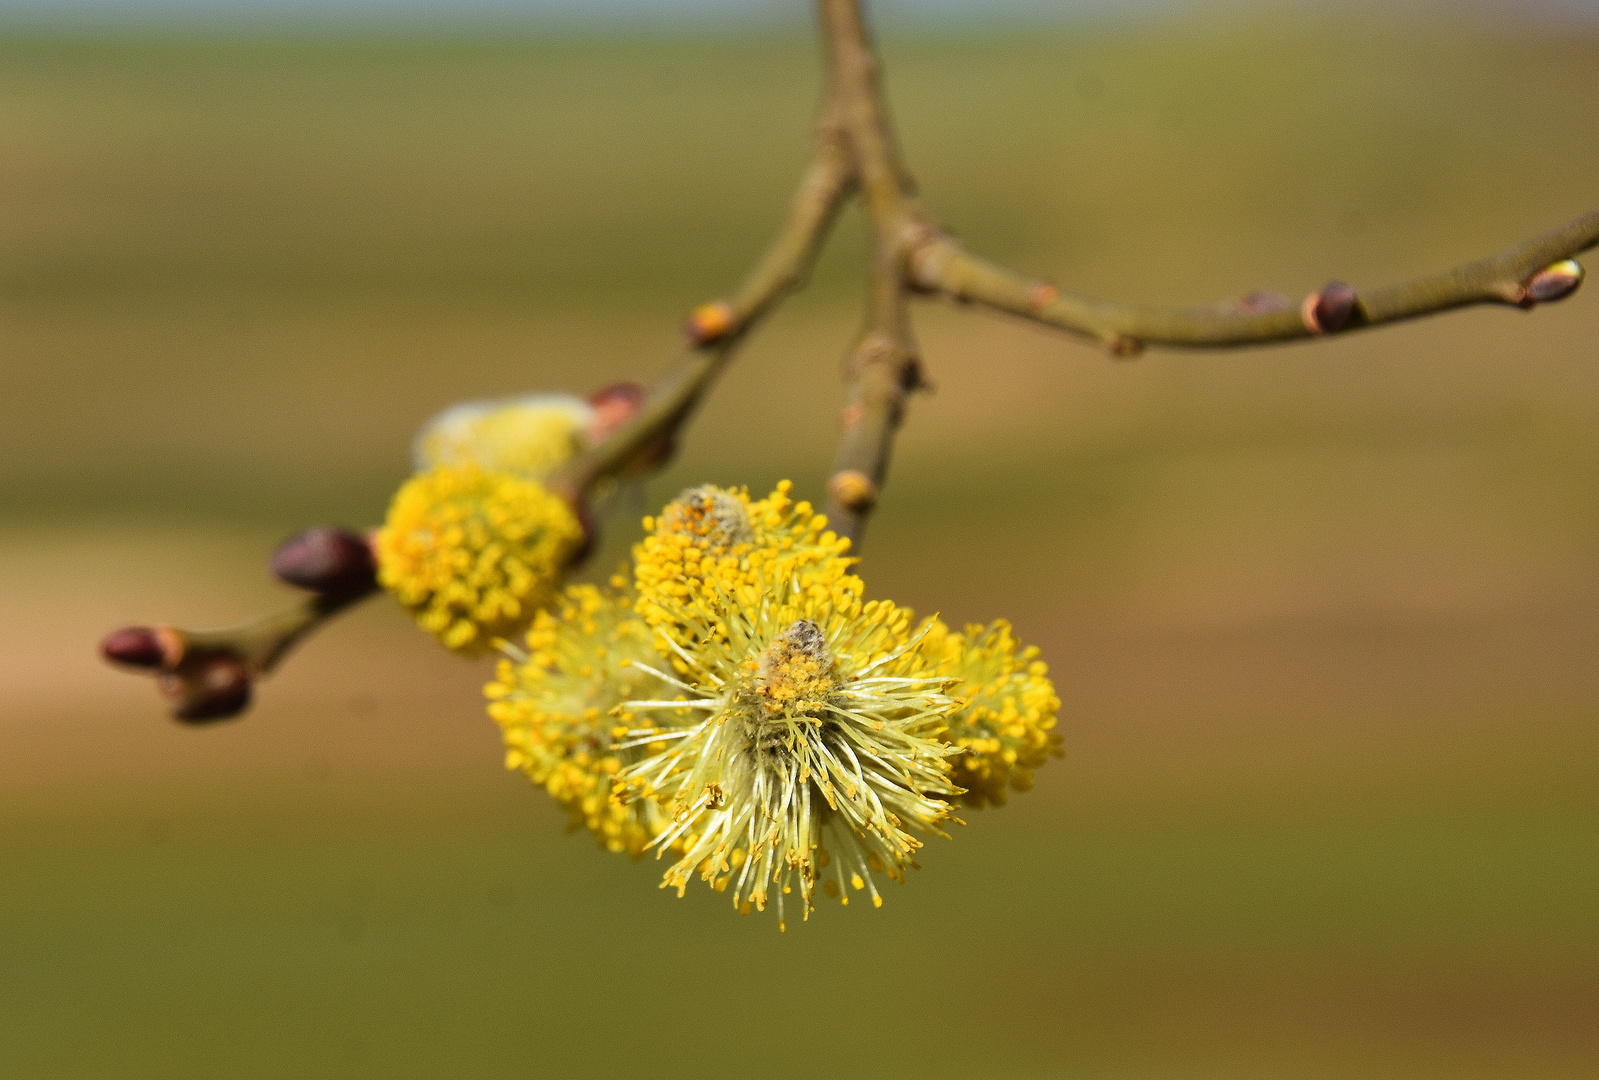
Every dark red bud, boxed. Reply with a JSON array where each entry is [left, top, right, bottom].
[[271, 527, 377, 597], [585, 382, 648, 446], [163, 656, 252, 724], [1524, 259, 1584, 305], [101, 626, 167, 670], [587, 381, 646, 411], [1301, 281, 1359, 335], [587, 380, 674, 477]]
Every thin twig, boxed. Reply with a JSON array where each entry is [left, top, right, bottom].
[[906, 209, 1599, 353], [548, 342, 737, 502], [825, 270, 922, 547], [818, 0, 915, 226], [818, 0, 925, 546], [182, 588, 372, 676], [102, 582, 376, 723]]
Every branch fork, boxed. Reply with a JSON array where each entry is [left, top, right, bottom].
[[559, 3, 1596, 541]]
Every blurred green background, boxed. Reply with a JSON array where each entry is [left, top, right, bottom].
[[3, 6, 1598, 1078]]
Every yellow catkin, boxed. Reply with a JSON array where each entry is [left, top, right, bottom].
[[919, 618, 1062, 808], [613, 566, 960, 926], [632, 482, 857, 633], [484, 580, 677, 856], [413, 393, 592, 479], [375, 463, 583, 654]]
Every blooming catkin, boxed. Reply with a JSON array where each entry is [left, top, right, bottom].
[[469, 480, 1063, 928], [614, 568, 961, 929], [632, 481, 856, 634], [413, 393, 593, 479], [375, 463, 584, 653], [920, 618, 1062, 807], [485, 579, 674, 856]]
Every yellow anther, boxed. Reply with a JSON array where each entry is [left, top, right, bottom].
[[376, 464, 582, 654]]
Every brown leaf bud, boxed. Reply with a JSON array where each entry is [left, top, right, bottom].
[[1525, 259, 1584, 305], [584, 381, 672, 475], [685, 301, 735, 346], [271, 527, 377, 597], [1301, 281, 1359, 335], [100, 625, 168, 670], [162, 655, 252, 724]]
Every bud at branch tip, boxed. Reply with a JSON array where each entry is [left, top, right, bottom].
[[100, 625, 169, 670]]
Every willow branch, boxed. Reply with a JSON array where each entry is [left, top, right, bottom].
[[547, 343, 734, 501], [906, 209, 1598, 353], [826, 258, 923, 547], [817, 0, 926, 546], [817, 0, 915, 227]]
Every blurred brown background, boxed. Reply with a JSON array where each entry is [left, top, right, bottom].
[[2, 6, 1597, 1078]]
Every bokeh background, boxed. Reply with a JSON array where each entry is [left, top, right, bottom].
[[4, 2, 1598, 1077]]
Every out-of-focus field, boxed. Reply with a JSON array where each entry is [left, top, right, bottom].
[[3, 9, 1598, 1078]]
